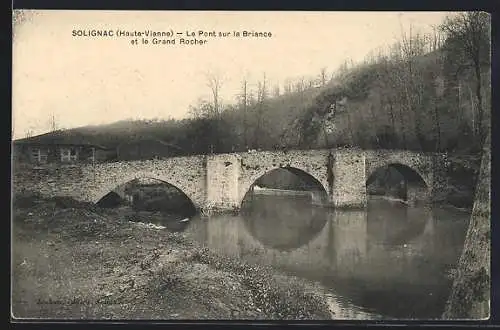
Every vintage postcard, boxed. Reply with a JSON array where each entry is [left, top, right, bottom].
[[11, 10, 491, 321]]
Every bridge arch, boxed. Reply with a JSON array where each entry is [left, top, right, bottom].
[[366, 163, 429, 203], [90, 172, 200, 210], [365, 151, 433, 188], [238, 166, 328, 207]]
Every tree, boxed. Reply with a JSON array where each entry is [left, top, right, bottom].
[[319, 67, 328, 87], [24, 128, 33, 139], [273, 83, 280, 97], [283, 78, 292, 94], [188, 98, 213, 119], [390, 24, 432, 150], [205, 72, 223, 119], [440, 12, 491, 144], [187, 96, 225, 153], [295, 77, 307, 104], [48, 113, 58, 132], [253, 73, 269, 148], [295, 77, 306, 93], [429, 25, 445, 52], [202, 72, 225, 152], [240, 78, 249, 148]]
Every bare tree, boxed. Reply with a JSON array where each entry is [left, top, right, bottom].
[[240, 78, 249, 148], [188, 98, 212, 119], [187, 72, 225, 153], [319, 67, 328, 87], [295, 77, 305, 92], [205, 72, 223, 119], [257, 74, 268, 103], [48, 113, 58, 132], [395, 23, 431, 150], [254, 73, 268, 148], [335, 60, 351, 80], [295, 77, 306, 103], [440, 12, 491, 142], [273, 83, 280, 97], [427, 26, 444, 53], [24, 128, 33, 138], [283, 78, 292, 94]]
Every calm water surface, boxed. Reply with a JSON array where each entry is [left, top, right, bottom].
[[178, 195, 469, 319]]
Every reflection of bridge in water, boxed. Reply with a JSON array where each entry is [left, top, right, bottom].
[[187, 204, 438, 284], [186, 198, 470, 318]]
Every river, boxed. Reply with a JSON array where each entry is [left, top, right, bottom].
[[140, 193, 470, 319]]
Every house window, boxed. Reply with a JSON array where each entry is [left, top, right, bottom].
[[61, 147, 78, 162], [31, 148, 48, 163]]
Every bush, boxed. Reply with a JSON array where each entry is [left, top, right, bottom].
[[12, 192, 42, 209], [50, 196, 96, 210], [145, 262, 184, 298]]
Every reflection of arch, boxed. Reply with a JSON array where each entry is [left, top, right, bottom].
[[241, 195, 328, 251], [366, 199, 428, 246], [239, 166, 328, 206], [91, 174, 198, 211]]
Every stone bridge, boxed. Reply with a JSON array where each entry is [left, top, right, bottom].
[[13, 148, 450, 211]]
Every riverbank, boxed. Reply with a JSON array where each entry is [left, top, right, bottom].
[[443, 135, 490, 319], [12, 195, 336, 320]]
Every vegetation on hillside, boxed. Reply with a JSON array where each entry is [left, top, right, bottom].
[[23, 13, 490, 158], [298, 12, 490, 153]]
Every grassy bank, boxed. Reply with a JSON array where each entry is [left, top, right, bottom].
[[11, 194, 333, 320]]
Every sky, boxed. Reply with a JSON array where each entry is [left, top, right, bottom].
[[12, 10, 452, 139]]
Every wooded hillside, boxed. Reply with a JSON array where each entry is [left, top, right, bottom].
[[21, 13, 490, 157]]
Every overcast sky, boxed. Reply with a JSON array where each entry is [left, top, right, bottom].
[[12, 10, 452, 139]]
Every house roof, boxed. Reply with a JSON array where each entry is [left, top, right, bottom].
[[13, 130, 110, 150], [117, 136, 183, 151], [13, 131, 183, 152]]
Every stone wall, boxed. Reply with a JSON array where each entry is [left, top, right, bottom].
[[13, 164, 86, 200]]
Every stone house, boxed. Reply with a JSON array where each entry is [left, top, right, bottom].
[[12, 131, 116, 165]]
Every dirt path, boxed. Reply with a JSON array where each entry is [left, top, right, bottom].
[[12, 199, 334, 320]]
